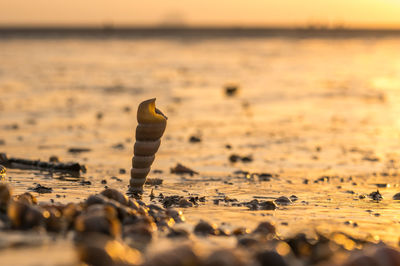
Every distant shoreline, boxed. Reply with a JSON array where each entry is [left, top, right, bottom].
[[1, 26, 400, 39]]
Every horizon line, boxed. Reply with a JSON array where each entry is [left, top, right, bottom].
[[2, 25, 400, 39], [3, 24, 400, 30]]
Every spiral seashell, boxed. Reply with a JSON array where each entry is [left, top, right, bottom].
[[130, 98, 167, 193]]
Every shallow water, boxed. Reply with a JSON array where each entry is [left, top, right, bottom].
[[1, 36, 400, 257]]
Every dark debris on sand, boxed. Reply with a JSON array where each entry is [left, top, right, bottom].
[[145, 178, 163, 186], [0, 153, 86, 174], [0, 183, 398, 266], [170, 163, 199, 176], [67, 147, 91, 153], [28, 184, 53, 194], [229, 154, 253, 163]]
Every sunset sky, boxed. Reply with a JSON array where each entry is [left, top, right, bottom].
[[1, 0, 400, 28]]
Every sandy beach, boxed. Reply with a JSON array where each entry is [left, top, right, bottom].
[[1, 33, 400, 265]]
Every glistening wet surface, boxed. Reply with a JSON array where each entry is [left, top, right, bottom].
[[1, 37, 400, 263]]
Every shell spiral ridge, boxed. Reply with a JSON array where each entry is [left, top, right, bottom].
[[130, 99, 167, 192]]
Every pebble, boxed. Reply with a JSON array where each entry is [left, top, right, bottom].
[[28, 184, 52, 194], [369, 190, 383, 201], [259, 201, 277, 210], [274, 196, 292, 205], [189, 136, 201, 143], [253, 221, 276, 236], [170, 163, 199, 176], [393, 192, 400, 200], [48, 156, 59, 162], [0, 183, 11, 211], [119, 168, 126, 174], [178, 198, 193, 208], [67, 147, 91, 153], [194, 220, 218, 235], [142, 245, 199, 266], [167, 228, 190, 238], [224, 84, 239, 97], [203, 249, 246, 266], [255, 250, 287, 266], [0, 165, 6, 179]]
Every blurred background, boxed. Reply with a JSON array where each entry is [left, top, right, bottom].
[[1, 0, 400, 28]]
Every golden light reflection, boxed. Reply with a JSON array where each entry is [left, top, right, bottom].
[[276, 241, 291, 256], [1, 0, 400, 28]]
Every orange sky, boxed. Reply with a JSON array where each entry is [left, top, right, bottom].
[[1, 0, 400, 28]]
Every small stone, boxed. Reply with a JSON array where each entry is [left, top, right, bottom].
[[275, 196, 292, 205], [167, 228, 190, 238], [170, 163, 199, 176], [289, 195, 298, 202], [189, 136, 201, 143], [49, 156, 59, 163], [194, 220, 217, 236], [96, 112, 103, 120], [112, 143, 125, 150], [68, 147, 91, 153], [119, 168, 126, 174], [369, 190, 383, 201], [224, 84, 239, 97], [178, 198, 193, 208], [145, 178, 163, 186], [0, 165, 6, 179], [255, 250, 287, 266], [229, 154, 240, 163], [393, 193, 400, 200], [259, 201, 277, 210], [0, 183, 12, 211], [253, 221, 276, 236], [28, 184, 52, 194], [203, 249, 245, 266]]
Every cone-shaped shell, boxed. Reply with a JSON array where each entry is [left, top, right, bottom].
[[132, 155, 155, 169], [130, 98, 167, 193], [134, 140, 161, 156], [136, 123, 166, 141]]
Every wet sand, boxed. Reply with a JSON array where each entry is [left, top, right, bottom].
[[1, 36, 400, 264]]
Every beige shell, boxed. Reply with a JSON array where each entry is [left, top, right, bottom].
[[130, 98, 167, 193]]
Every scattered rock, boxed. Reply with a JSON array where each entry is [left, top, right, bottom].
[[167, 228, 190, 238], [145, 178, 163, 186], [49, 156, 59, 163], [245, 199, 276, 210], [68, 147, 91, 153], [258, 173, 273, 181], [189, 136, 201, 143], [393, 193, 400, 200], [369, 190, 383, 201], [275, 196, 292, 206], [96, 112, 103, 120], [0, 165, 6, 178], [289, 195, 298, 202], [229, 154, 253, 163], [111, 143, 125, 150], [255, 250, 287, 266], [224, 84, 239, 97], [178, 198, 193, 208], [28, 184, 52, 194], [259, 201, 277, 210], [194, 220, 218, 235], [170, 163, 199, 176], [253, 221, 276, 236]]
